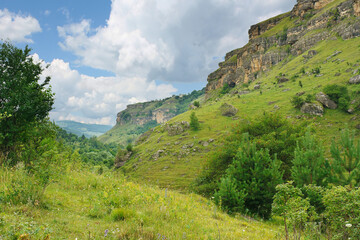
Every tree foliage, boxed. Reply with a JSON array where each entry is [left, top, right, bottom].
[[0, 42, 54, 161], [189, 112, 200, 131]]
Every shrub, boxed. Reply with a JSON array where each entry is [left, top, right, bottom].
[[220, 83, 230, 95], [214, 176, 246, 214], [190, 112, 200, 131], [126, 144, 133, 152], [111, 208, 134, 221], [193, 101, 200, 108], [291, 95, 305, 109], [323, 84, 350, 111]]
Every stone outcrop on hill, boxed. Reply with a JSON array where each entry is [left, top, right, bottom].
[[316, 92, 338, 109], [206, 0, 360, 94], [301, 102, 324, 116]]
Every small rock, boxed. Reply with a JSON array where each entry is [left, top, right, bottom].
[[346, 68, 353, 73], [254, 84, 261, 90], [277, 77, 289, 84], [316, 92, 337, 109], [308, 50, 318, 56], [209, 139, 214, 143], [282, 88, 291, 92], [268, 101, 277, 105], [203, 141, 209, 147], [353, 69, 360, 75], [348, 108, 354, 114], [274, 105, 280, 110], [238, 91, 250, 95], [278, 85, 284, 88], [349, 75, 360, 84], [296, 91, 306, 96], [335, 72, 341, 76], [356, 124, 360, 129]]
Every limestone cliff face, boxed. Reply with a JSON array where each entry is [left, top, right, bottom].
[[115, 89, 204, 127], [206, 0, 360, 93], [116, 102, 175, 126]]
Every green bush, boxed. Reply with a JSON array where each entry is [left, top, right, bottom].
[[323, 84, 350, 111], [220, 83, 230, 95], [291, 95, 305, 109], [190, 112, 200, 131], [214, 176, 246, 214], [111, 208, 134, 221], [193, 101, 200, 108]]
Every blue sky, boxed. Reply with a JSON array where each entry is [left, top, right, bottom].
[[0, 0, 296, 125]]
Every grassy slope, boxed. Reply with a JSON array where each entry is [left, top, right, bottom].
[[123, 35, 360, 189], [0, 167, 281, 239]]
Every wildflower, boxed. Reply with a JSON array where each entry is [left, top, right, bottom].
[[104, 229, 109, 237], [345, 223, 352, 228]]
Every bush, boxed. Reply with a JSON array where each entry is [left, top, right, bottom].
[[291, 95, 305, 109], [190, 112, 200, 131], [111, 208, 134, 221], [323, 84, 350, 111], [126, 144, 133, 152], [214, 176, 246, 214], [220, 83, 230, 95], [193, 101, 200, 108]]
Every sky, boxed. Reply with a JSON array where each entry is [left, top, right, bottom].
[[0, 0, 296, 125]]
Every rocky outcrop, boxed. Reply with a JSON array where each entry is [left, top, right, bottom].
[[219, 103, 238, 117], [301, 102, 324, 116], [316, 92, 337, 109], [164, 121, 190, 136], [349, 75, 360, 84], [205, 0, 360, 94]]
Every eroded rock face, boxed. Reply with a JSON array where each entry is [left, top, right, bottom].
[[301, 102, 324, 116], [205, 0, 360, 95], [349, 75, 360, 84], [316, 92, 338, 109]]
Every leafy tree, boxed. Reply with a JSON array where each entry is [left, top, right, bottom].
[[329, 128, 360, 187], [272, 182, 312, 240], [291, 131, 330, 187], [189, 112, 200, 131], [0, 42, 54, 161], [193, 101, 200, 108]]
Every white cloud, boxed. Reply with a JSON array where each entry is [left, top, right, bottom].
[[40, 57, 176, 125], [0, 9, 41, 43], [58, 0, 296, 84]]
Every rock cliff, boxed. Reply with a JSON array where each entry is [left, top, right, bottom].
[[206, 0, 360, 93]]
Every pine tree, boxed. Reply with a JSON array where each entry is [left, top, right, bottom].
[[189, 112, 200, 131], [330, 128, 360, 187], [291, 131, 330, 187]]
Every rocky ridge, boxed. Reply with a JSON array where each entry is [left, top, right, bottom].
[[206, 0, 360, 93]]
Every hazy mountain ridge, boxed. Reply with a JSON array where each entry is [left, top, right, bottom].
[[56, 120, 112, 138]]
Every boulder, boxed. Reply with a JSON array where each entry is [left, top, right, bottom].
[[219, 103, 238, 117], [349, 75, 360, 84], [301, 102, 324, 116], [316, 92, 337, 109], [165, 121, 190, 136]]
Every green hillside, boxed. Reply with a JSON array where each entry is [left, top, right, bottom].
[[56, 120, 112, 138], [121, 10, 360, 189]]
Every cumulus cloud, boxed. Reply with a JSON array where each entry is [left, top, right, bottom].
[[58, 0, 296, 83], [38, 55, 176, 125], [0, 9, 41, 43]]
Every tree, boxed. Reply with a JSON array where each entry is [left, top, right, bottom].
[[216, 133, 283, 219], [189, 112, 200, 131], [329, 128, 360, 187], [291, 131, 330, 187], [0, 42, 54, 161]]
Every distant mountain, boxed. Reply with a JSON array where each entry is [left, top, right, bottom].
[[56, 120, 112, 138]]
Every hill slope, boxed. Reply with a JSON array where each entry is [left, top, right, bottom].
[[120, 0, 360, 189]]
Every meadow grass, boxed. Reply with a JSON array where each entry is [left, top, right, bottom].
[[0, 166, 281, 239]]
